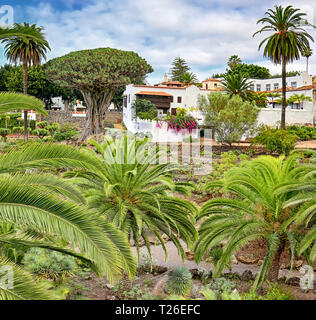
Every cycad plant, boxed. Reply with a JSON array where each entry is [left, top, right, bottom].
[[195, 154, 316, 288], [1, 137, 198, 261], [0, 92, 47, 115], [0, 154, 137, 299]]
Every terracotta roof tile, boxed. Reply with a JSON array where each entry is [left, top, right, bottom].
[[136, 91, 173, 97]]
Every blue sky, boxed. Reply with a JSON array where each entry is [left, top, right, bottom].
[[0, 0, 315, 84]]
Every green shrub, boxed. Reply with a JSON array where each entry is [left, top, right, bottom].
[[264, 284, 294, 300], [12, 127, 24, 135], [30, 119, 36, 131], [165, 266, 192, 296], [37, 121, 49, 129], [46, 123, 60, 136], [252, 128, 297, 155], [137, 109, 157, 120], [33, 128, 49, 139], [205, 277, 236, 299], [201, 288, 241, 300], [0, 128, 11, 141], [0, 113, 22, 129], [23, 248, 77, 284], [242, 285, 294, 300], [53, 130, 78, 142], [286, 125, 315, 141]]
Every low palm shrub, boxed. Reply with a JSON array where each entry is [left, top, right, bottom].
[[195, 154, 316, 288]]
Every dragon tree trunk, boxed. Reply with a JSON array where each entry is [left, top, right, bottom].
[[78, 91, 114, 143]]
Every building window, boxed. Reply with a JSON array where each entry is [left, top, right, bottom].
[[291, 82, 297, 88], [128, 94, 130, 103], [266, 84, 271, 91], [256, 84, 261, 92], [250, 84, 255, 91], [274, 83, 279, 90], [170, 96, 174, 103], [214, 83, 217, 88], [205, 84, 208, 90], [177, 97, 182, 103], [123, 96, 127, 108]]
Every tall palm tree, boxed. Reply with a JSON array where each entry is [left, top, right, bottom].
[[194, 155, 316, 288], [253, 5, 314, 130], [2, 137, 198, 260], [302, 47, 313, 73], [221, 72, 253, 100], [0, 23, 51, 141]]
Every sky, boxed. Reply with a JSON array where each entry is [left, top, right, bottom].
[[0, 0, 315, 85]]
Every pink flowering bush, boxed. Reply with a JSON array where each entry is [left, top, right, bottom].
[[155, 114, 198, 134]]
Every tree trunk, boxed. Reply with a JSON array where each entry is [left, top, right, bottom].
[[23, 63, 28, 142], [78, 90, 114, 143], [281, 56, 287, 130], [306, 57, 309, 73], [267, 240, 286, 282]]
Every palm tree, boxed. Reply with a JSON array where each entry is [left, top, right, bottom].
[[0, 149, 137, 299], [179, 72, 198, 86], [302, 47, 313, 73], [3, 137, 198, 260], [221, 72, 253, 100], [0, 23, 51, 141], [287, 93, 312, 109], [194, 155, 316, 288], [227, 55, 242, 70], [253, 5, 315, 130]]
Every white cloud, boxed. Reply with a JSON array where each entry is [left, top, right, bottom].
[[16, 0, 316, 83]]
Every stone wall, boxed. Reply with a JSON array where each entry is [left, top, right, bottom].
[[39, 110, 122, 129]]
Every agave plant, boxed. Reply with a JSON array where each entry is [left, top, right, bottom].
[[1, 137, 198, 261], [165, 266, 192, 296], [195, 154, 316, 288]]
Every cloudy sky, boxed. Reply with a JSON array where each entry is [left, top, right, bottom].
[[0, 0, 315, 84]]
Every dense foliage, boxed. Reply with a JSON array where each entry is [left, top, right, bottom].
[[199, 93, 259, 145]]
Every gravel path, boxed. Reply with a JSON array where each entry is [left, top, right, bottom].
[[132, 240, 316, 281]]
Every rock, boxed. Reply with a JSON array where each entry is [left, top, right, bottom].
[[153, 265, 168, 274], [152, 273, 169, 297], [294, 260, 303, 269], [106, 283, 114, 289], [258, 260, 263, 266], [231, 255, 238, 264], [286, 277, 300, 287], [241, 270, 255, 281], [185, 250, 195, 260], [162, 234, 170, 242], [109, 296, 116, 300], [237, 253, 259, 264]]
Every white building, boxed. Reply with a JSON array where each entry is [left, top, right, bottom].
[[248, 71, 313, 92], [123, 72, 316, 138]]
